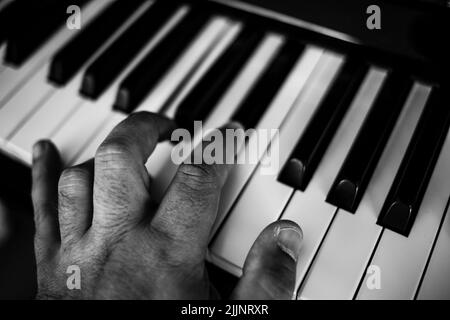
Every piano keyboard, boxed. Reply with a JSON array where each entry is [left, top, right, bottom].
[[0, 0, 449, 300]]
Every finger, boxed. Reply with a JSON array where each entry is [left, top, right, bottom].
[[93, 112, 175, 230], [32, 140, 62, 256], [231, 220, 303, 300], [58, 159, 94, 247], [150, 122, 243, 265]]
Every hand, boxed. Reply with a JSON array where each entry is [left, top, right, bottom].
[[32, 112, 303, 300]]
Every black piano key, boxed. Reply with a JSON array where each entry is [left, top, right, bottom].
[[326, 71, 413, 213], [173, 27, 264, 133], [0, 0, 21, 45], [49, 0, 147, 86], [80, 1, 178, 100], [278, 59, 369, 191], [5, 0, 90, 67], [377, 88, 450, 237], [231, 40, 304, 130], [113, 8, 211, 113]]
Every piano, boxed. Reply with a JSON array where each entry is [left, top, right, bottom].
[[0, 0, 449, 299]]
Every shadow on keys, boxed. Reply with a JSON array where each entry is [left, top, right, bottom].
[[0, 198, 36, 299]]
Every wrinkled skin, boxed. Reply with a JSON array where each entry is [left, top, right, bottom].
[[31, 112, 303, 300]]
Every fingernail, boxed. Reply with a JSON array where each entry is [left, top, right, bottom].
[[32, 142, 46, 161], [275, 226, 303, 262], [225, 121, 244, 131]]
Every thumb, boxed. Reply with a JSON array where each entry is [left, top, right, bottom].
[[231, 220, 303, 300]]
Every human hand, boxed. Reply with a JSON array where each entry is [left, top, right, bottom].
[[32, 112, 303, 300]]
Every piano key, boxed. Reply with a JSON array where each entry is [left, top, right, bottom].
[[113, 9, 212, 113], [130, 16, 232, 115], [162, 22, 243, 120], [297, 83, 430, 300], [209, 44, 324, 243], [0, 65, 56, 141], [52, 101, 117, 165], [327, 72, 413, 213], [210, 52, 344, 275], [73, 17, 232, 165], [5, 77, 85, 165], [0, 0, 18, 45], [80, 1, 180, 100], [417, 205, 450, 299], [174, 27, 264, 132], [278, 68, 387, 294], [278, 58, 369, 191], [357, 126, 450, 300], [50, 5, 191, 165], [140, 23, 244, 202], [147, 32, 287, 203], [74, 113, 126, 165], [48, 0, 148, 86], [202, 34, 285, 131], [5, 0, 90, 66], [231, 40, 304, 130], [0, 0, 110, 104], [3, 0, 156, 165], [377, 88, 450, 236]]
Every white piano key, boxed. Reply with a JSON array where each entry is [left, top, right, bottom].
[[299, 83, 430, 300], [51, 5, 191, 165], [73, 16, 233, 165], [0, 0, 112, 104], [6, 85, 84, 165], [277, 68, 387, 295], [52, 99, 116, 165], [74, 112, 126, 164], [209, 52, 344, 276], [358, 125, 450, 300], [418, 204, 450, 300], [0, 65, 55, 142], [211, 45, 324, 245], [4, 0, 163, 165]]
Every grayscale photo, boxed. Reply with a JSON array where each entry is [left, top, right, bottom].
[[0, 0, 449, 305]]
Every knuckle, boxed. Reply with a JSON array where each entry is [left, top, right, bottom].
[[58, 168, 86, 199], [59, 167, 86, 187], [147, 223, 204, 266], [96, 138, 131, 163], [177, 164, 221, 192]]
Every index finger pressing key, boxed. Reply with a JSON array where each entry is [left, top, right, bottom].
[[149, 122, 244, 264], [92, 112, 176, 230]]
